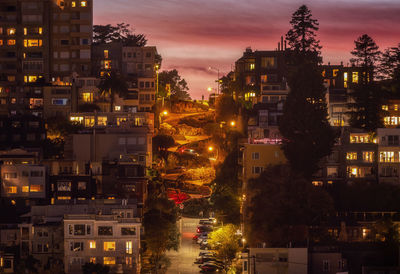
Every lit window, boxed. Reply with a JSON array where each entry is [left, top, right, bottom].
[[22, 186, 29, 192], [312, 181, 323, 186], [115, 106, 121, 111], [24, 39, 42, 47], [104, 50, 109, 59], [90, 257, 96, 263], [24, 28, 27, 35], [70, 116, 84, 123], [362, 152, 374, 163], [0, 40, 3, 46], [81, 1, 87, 7], [7, 75, 15, 82], [7, 186, 17, 194], [81, 92, 93, 102], [343, 72, 348, 82], [30, 185, 43, 192], [380, 151, 395, 163], [346, 152, 357, 160], [117, 117, 127, 125], [71, 1, 76, 7], [382, 105, 389, 111], [7, 40, 16, 46], [125, 241, 133, 254], [97, 116, 107, 126], [103, 242, 115, 251], [103, 257, 115, 265], [38, 27, 43, 34], [332, 69, 339, 77], [261, 75, 267, 83], [24, 75, 38, 83], [104, 60, 111, 69], [89, 241, 96, 249], [7, 28, 16, 35], [395, 105, 399, 111], [350, 134, 370, 143], [84, 117, 95, 127], [352, 72, 358, 83], [57, 196, 71, 200], [250, 63, 255, 70]]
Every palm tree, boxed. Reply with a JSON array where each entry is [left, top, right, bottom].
[[98, 70, 128, 112]]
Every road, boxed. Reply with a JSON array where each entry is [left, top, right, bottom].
[[166, 217, 201, 274]]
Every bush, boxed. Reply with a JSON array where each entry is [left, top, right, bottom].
[[182, 198, 211, 217]]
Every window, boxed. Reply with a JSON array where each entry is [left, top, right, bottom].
[[104, 60, 111, 69], [119, 137, 126, 145], [350, 134, 370, 143], [382, 105, 389, 111], [252, 152, 259, 160], [333, 69, 339, 77], [346, 152, 357, 160], [4, 173, 17, 179], [60, 39, 69, 45], [323, 260, 330, 272], [126, 257, 133, 266], [82, 92, 93, 102], [81, 1, 87, 7], [7, 40, 16, 46], [261, 57, 276, 68], [126, 241, 133, 254], [249, 63, 255, 70], [380, 151, 396, 163], [104, 50, 109, 59], [78, 181, 87, 190], [30, 185, 43, 192], [312, 181, 323, 186], [74, 224, 86, 235], [261, 75, 268, 83], [121, 227, 136, 235], [98, 226, 113, 236], [115, 106, 121, 111], [103, 242, 115, 251], [327, 167, 338, 177], [22, 186, 29, 192], [252, 166, 263, 174], [24, 39, 42, 47], [30, 170, 43, 177], [363, 152, 374, 163], [70, 242, 84, 252], [97, 116, 107, 126], [388, 135, 399, 146], [103, 257, 115, 265], [89, 241, 96, 249], [71, 1, 76, 7], [6, 186, 17, 194], [352, 72, 358, 83], [7, 28, 16, 35], [52, 98, 69, 105], [84, 117, 94, 127], [90, 257, 96, 263]]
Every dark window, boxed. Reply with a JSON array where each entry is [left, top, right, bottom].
[[60, 39, 69, 45], [74, 224, 85, 235], [121, 227, 136, 235], [98, 226, 113, 236], [146, 52, 151, 58]]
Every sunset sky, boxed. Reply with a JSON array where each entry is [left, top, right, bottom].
[[94, 0, 400, 99]]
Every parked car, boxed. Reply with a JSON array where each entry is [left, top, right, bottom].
[[199, 219, 216, 225], [199, 251, 216, 257], [197, 235, 208, 244], [199, 262, 224, 272], [166, 166, 186, 174], [193, 232, 208, 242], [197, 225, 213, 233]]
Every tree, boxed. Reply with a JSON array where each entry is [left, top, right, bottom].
[[280, 5, 336, 178], [247, 165, 334, 246], [208, 224, 241, 265], [143, 196, 180, 273], [152, 134, 175, 163], [98, 70, 128, 112], [215, 94, 238, 123], [82, 263, 110, 274], [381, 43, 400, 96], [158, 69, 191, 101], [93, 23, 147, 46], [285, 5, 321, 53], [347, 35, 386, 131]]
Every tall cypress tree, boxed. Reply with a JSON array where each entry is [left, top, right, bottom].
[[347, 34, 385, 131], [279, 5, 336, 178]]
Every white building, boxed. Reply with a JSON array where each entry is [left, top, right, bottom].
[[64, 212, 141, 273]]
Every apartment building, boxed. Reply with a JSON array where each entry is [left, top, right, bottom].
[[382, 99, 400, 127], [0, 0, 92, 116], [377, 128, 400, 184], [64, 213, 141, 273], [0, 164, 46, 199]]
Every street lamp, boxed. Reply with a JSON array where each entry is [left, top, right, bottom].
[[208, 66, 220, 94], [162, 110, 168, 116], [230, 120, 236, 127]]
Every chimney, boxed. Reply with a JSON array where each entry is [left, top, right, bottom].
[[278, 42, 280, 51], [284, 40, 287, 50], [328, 62, 330, 66], [340, 61, 343, 66], [281, 36, 284, 51]]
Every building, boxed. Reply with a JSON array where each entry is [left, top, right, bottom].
[[0, 0, 93, 117], [49, 174, 96, 202], [377, 128, 400, 185], [64, 212, 141, 273], [382, 99, 400, 127], [309, 246, 347, 274], [241, 248, 308, 274], [0, 164, 46, 199]]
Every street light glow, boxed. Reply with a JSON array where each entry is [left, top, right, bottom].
[[207, 87, 212, 92], [208, 146, 214, 152], [163, 110, 168, 115], [230, 121, 236, 127]]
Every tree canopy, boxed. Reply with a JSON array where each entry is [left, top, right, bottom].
[[93, 23, 147, 46], [158, 69, 191, 101], [98, 70, 128, 112], [208, 224, 241, 265], [280, 5, 336, 178]]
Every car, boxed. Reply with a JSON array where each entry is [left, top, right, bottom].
[[199, 219, 215, 225], [193, 232, 208, 242], [199, 262, 224, 272], [197, 235, 208, 244], [195, 256, 222, 264], [197, 225, 213, 233], [199, 251, 216, 257], [181, 148, 199, 156]]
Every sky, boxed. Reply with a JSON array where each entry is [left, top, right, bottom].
[[94, 0, 400, 99]]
